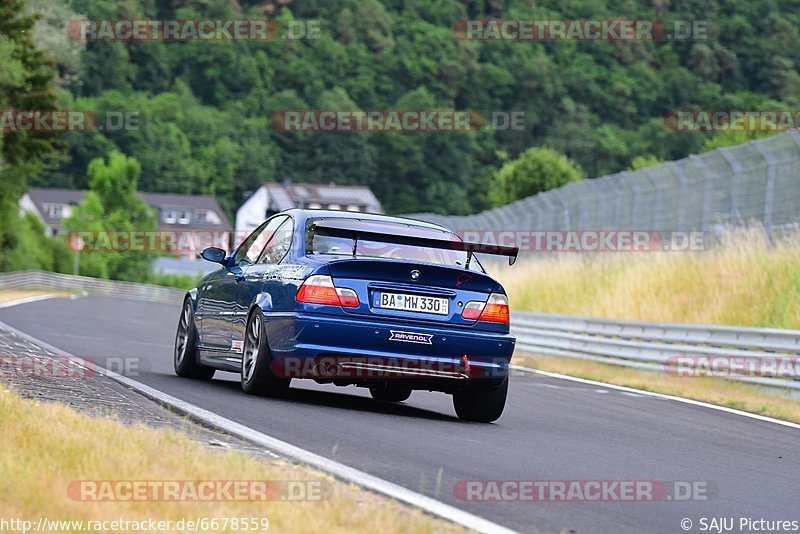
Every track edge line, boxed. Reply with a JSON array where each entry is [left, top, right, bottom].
[[0, 319, 518, 534], [510, 364, 800, 431]]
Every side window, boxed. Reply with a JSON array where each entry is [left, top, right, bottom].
[[234, 216, 287, 265], [258, 218, 294, 264]]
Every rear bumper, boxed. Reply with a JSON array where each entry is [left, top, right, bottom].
[[262, 311, 515, 388]]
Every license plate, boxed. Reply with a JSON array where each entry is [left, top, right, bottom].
[[375, 292, 449, 315]]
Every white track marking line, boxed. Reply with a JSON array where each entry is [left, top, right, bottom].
[[511, 365, 800, 431], [0, 294, 61, 309], [0, 319, 518, 534]]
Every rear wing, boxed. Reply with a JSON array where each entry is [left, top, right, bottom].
[[309, 220, 519, 266]]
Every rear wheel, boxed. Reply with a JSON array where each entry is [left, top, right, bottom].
[[241, 309, 291, 397], [369, 385, 412, 403], [174, 298, 215, 380], [453, 378, 508, 423]]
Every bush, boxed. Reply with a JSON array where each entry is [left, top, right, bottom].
[[489, 147, 585, 207]]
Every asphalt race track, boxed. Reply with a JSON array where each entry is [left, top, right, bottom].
[[2, 295, 798, 533]]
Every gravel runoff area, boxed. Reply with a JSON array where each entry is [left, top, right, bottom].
[[0, 322, 282, 462]]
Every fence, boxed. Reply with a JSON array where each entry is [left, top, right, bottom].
[[0, 270, 185, 304], [407, 131, 800, 239], [512, 311, 800, 392]]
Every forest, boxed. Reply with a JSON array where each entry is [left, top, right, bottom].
[[1, 0, 796, 275]]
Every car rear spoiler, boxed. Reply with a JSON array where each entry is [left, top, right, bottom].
[[309, 220, 519, 266]]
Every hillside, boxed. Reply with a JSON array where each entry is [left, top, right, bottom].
[[28, 0, 800, 218]]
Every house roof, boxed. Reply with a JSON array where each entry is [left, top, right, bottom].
[[25, 188, 231, 231], [25, 188, 87, 229], [264, 182, 382, 213]]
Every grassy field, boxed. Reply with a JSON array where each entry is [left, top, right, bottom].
[[0, 388, 462, 533], [494, 227, 800, 329]]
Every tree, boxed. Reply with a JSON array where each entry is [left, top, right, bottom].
[[64, 151, 157, 281], [22, 0, 800, 218], [629, 154, 663, 170], [25, 0, 85, 91], [701, 131, 779, 153], [489, 147, 585, 207], [0, 0, 61, 271]]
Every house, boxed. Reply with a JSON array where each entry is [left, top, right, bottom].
[[235, 181, 383, 246], [20, 188, 232, 261]]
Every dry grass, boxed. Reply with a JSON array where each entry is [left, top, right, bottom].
[[515, 353, 800, 423], [494, 227, 800, 329], [0, 388, 462, 533]]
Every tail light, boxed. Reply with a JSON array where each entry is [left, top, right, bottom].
[[461, 293, 510, 324], [296, 275, 360, 308]]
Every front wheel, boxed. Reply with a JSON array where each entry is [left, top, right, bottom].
[[174, 298, 215, 380], [452, 378, 508, 423], [241, 309, 291, 397]]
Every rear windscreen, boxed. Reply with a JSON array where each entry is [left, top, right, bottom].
[[307, 219, 485, 272]]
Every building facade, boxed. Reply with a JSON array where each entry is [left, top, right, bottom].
[[235, 181, 382, 247], [20, 188, 232, 261]]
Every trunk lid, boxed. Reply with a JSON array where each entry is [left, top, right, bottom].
[[327, 258, 495, 325]]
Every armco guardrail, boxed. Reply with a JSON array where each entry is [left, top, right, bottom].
[[512, 311, 800, 391], [3, 270, 799, 391], [0, 270, 185, 304]]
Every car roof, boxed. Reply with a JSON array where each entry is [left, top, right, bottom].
[[286, 208, 452, 233]]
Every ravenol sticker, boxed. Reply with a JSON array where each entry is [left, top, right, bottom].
[[389, 330, 433, 345]]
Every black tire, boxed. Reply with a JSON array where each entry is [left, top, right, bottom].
[[174, 298, 215, 380], [241, 309, 291, 397], [369, 385, 412, 403], [453, 378, 508, 423]]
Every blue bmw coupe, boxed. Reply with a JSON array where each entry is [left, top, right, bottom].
[[174, 209, 518, 422]]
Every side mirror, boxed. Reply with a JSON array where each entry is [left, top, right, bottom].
[[200, 247, 227, 264]]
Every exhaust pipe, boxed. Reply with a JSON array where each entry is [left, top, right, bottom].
[[312, 361, 342, 378]]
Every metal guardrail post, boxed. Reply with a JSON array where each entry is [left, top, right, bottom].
[[549, 189, 570, 229], [536, 191, 558, 229], [640, 168, 663, 231], [689, 154, 715, 231], [605, 176, 623, 229], [629, 172, 647, 230], [753, 139, 777, 233], [667, 162, 689, 230], [719, 147, 743, 226]]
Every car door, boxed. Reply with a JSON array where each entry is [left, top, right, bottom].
[[203, 215, 289, 362], [229, 216, 295, 357], [196, 268, 233, 351], [200, 217, 282, 359]]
